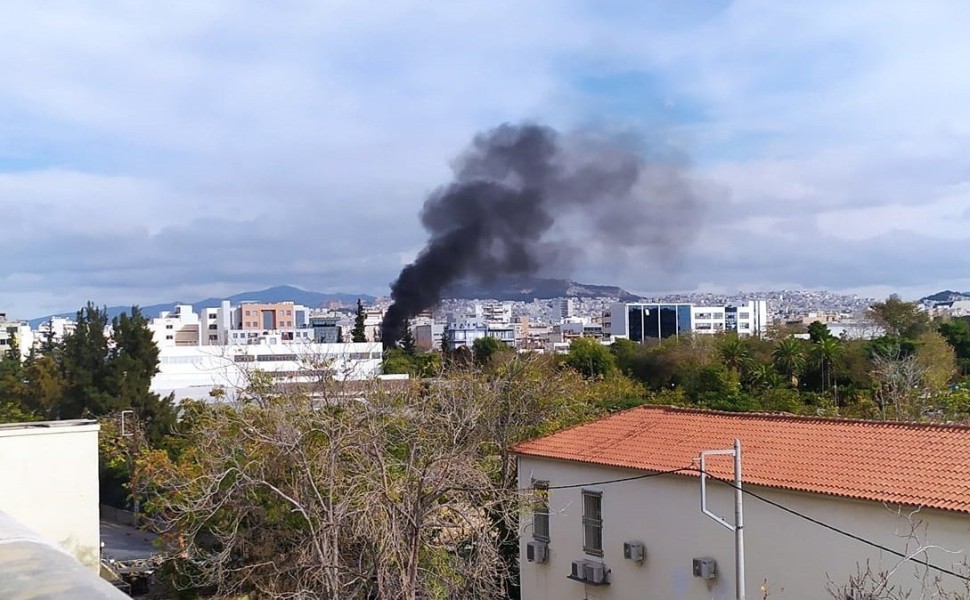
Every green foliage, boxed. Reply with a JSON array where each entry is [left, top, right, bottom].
[[867, 295, 930, 339], [565, 337, 616, 379], [807, 321, 833, 343], [399, 318, 417, 354], [472, 336, 508, 366], [937, 317, 970, 375], [351, 298, 367, 342], [772, 337, 807, 387]]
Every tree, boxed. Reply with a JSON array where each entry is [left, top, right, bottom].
[[352, 298, 367, 343], [868, 295, 930, 340], [56, 304, 174, 443], [813, 336, 845, 398], [472, 336, 507, 366], [717, 335, 752, 377], [773, 337, 807, 387], [59, 302, 113, 418], [914, 331, 958, 399], [565, 337, 616, 379], [937, 318, 970, 375], [808, 320, 833, 343], [399, 318, 416, 355], [141, 357, 602, 599]]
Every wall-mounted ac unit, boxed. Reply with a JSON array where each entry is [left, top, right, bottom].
[[526, 541, 548, 564], [570, 559, 587, 580], [584, 562, 609, 585], [623, 541, 645, 562], [693, 557, 717, 580]]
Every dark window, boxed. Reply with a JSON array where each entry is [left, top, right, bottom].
[[208, 324, 218, 330], [234, 355, 255, 363], [533, 480, 549, 542], [582, 490, 603, 556]]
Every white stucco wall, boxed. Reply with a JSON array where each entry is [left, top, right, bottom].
[[0, 421, 101, 571], [518, 456, 970, 600], [152, 342, 384, 401]]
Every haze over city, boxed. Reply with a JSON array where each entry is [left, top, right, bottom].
[[3, 2, 970, 318]]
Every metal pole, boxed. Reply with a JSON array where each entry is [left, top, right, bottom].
[[734, 438, 745, 600]]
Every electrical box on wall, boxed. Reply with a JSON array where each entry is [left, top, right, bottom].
[[623, 541, 645, 562], [693, 557, 717, 580]]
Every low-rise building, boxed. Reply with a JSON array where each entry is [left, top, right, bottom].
[[152, 341, 384, 401], [515, 407, 970, 599], [0, 420, 101, 572]]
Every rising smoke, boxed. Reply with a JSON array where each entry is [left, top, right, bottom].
[[381, 123, 701, 347]]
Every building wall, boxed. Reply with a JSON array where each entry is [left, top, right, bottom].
[[151, 342, 383, 401], [518, 456, 970, 600], [0, 421, 101, 572]]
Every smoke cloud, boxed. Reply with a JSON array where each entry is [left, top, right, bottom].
[[381, 123, 701, 346]]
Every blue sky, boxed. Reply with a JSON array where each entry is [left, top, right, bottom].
[[3, 1, 970, 318]]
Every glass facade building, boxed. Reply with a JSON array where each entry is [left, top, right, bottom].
[[626, 304, 692, 341]]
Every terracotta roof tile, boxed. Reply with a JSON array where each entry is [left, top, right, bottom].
[[512, 406, 970, 513]]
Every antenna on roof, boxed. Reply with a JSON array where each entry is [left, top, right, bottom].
[[699, 439, 745, 600]]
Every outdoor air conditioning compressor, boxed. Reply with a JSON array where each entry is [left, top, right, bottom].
[[623, 541, 645, 562], [693, 557, 717, 580], [526, 541, 548, 564]]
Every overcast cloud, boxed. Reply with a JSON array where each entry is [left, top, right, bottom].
[[3, 1, 970, 318]]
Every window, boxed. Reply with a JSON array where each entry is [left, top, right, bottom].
[[165, 324, 173, 329], [533, 481, 549, 541], [582, 490, 603, 556], [208, 324, 218, 330], [165, 335, 173, 340]]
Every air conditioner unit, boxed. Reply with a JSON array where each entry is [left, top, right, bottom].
[[584, 562, 609, 585], [526, 541, 548, 564], [623, 541, 645, 562], [570, 559, 587, 580], [693, 557, 717, 580]]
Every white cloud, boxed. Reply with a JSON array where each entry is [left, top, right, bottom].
[[2, 1, 970, 317]]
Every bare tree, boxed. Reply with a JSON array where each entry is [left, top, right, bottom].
[[139, 354, 598, 599]]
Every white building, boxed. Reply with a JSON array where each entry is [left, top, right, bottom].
[[552, 298, 575, 324], [0, 420, 101, 572], [443, 316, 517, 350], [0, 312, 33, 360], [151, 341, 384, 401], [606, 300, 769, 341], [515, 407, 970, 600]]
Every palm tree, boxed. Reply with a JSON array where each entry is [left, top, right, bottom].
[[812, 337, 845, 397], [718, 336, 751, 378], [748, 363, 786, 392], [772, 338, 807, 387]]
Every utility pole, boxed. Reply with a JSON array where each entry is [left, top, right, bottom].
[[699, 438, 745, 600]]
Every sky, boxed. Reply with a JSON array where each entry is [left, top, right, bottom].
[[3, 1, 970, 319]]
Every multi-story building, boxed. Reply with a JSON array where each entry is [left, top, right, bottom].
[[0, 312, 33, 360], [606, 300, 769, 341], [443, 316, 516, 350], [233, 301, 310, 341], [309, 316, 342, 343], [551, 298, 575, 324]]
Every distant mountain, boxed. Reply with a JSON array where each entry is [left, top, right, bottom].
[[28, 285, 375, 327], [442, 277, 643, 302], [919, 290, 970, 305]]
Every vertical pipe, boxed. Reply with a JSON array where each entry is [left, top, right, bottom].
[[735, 438, 745, 600]]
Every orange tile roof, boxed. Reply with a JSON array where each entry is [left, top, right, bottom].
[[513, 406, 970, 513]]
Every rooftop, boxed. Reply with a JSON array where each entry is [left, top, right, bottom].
[[513, 406, 970, 513], [0, 419, 98, 432]]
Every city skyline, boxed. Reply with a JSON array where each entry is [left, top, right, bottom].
[[3, 2, 970, 318]]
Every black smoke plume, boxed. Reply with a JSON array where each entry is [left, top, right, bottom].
[[381, 123, 700, 347]]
